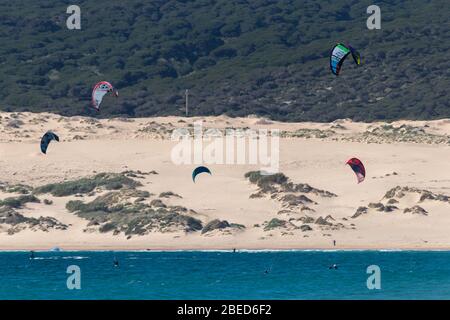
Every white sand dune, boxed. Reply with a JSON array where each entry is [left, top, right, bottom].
[[0, 112, 449, 250]]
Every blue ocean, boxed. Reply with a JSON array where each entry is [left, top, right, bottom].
[[0, 250, 449, 300]]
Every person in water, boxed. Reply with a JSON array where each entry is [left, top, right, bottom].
[[329, 264, 338, 270], [113, 257, 119, 267], [29, 251, 35, 260]]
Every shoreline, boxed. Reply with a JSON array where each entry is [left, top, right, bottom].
[[2, 246, 450, 252]]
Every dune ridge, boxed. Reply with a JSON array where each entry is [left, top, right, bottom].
[[0, 112, 449, 250]]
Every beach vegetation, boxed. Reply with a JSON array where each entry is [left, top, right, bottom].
[[66, 190, 203, 236], [0, 1, 447, 122], [264, 218, 287, 231], [0, 195, 40, 209], [34, 172, 141, 196]]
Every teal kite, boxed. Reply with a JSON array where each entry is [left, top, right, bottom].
[[192, 166, 211, 182], [330, 43, 361, 76]]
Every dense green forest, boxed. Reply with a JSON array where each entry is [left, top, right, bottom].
[[0, 0, 448, 121]]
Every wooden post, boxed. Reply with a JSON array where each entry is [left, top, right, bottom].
[[185, 89, 189, 117]]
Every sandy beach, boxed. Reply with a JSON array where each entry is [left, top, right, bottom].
[[0, 112, 449, 251]]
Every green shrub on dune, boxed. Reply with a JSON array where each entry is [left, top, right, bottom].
[[5, 184, 33, 195], [264, 218, 287, 231], [244, 171, 288, 187], [0, 195, 40, 209], [66, 190, 203, 236], [34, 173, 141, 197]]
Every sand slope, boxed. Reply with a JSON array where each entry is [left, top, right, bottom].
[[0, 112, 449, 250]]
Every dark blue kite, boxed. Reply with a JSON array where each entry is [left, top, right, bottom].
[[40, 131, 59, 154], [192, 166, 211, 183]]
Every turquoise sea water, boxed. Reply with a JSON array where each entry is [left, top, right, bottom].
[[0, 250, 449, 300]]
